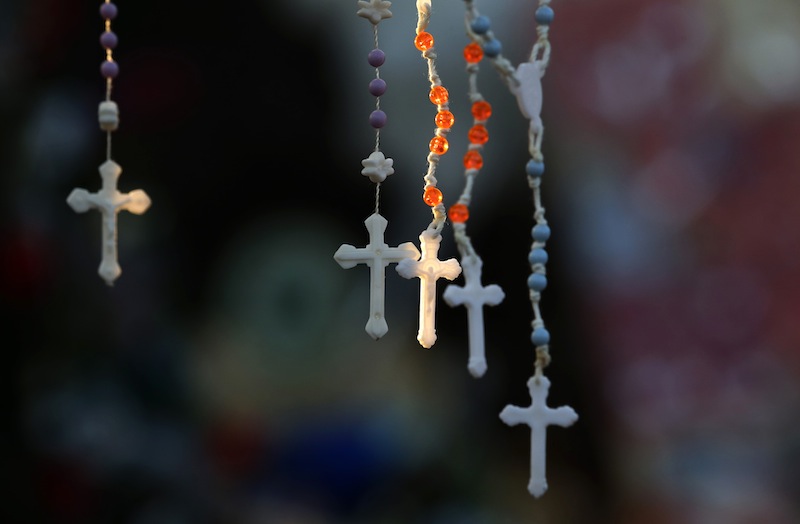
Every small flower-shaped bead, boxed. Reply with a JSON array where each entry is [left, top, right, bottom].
[[357, 0, 393, 25], [361, 150, 394, 183]]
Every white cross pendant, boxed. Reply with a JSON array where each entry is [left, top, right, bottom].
[[443, 255, 504, 377], [334, 213, 419, 340], [500, 374, 578, 497], [67, 159, 151, 286], [396, 229, 461, 348]]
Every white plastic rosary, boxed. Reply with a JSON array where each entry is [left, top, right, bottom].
[[67, 1, 151, 286], [460, 0, 578, 497], [335, 0, 420, 340]]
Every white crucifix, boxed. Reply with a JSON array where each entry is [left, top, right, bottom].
[[396, 229, 461, 348], [67, 159, 151, 286], [334, 213, 419, 340], [443, 255, 504, 378], [500, 374, 578, 498]]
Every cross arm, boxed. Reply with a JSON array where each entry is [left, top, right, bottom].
[[333, 244, 362, 269], [66, 188, 98, 213], [550, 406, 579, 427], [121, 189, 151, 215], [499, 405, 529, 426]]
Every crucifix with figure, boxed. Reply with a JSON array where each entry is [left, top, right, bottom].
[[500, 374, 578, 497], [67, 159, 151, 286], [334, 213, 420, 340], [396, 228, 461, 348]]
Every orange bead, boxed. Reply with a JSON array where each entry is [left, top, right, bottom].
[[434, 110, 455, 129], [423, 186, 443, 207], [415, 31, 434, 51], [448, 203, 470, 223], [429, 85, 449, 105], [429, 135, 449, 155], [471, 100, 492, 121], [468, 124, 489, 145], [464, 42, 483, 63], [463, 150, 483, 170]]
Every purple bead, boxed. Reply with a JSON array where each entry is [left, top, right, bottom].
[[99, 2, 118, 20], [100, 30, 118, 49], [369, 110, 387, 128], [368, 78, 387, 97], [100, 60, 119, 79], [368, 48, 386, 67]]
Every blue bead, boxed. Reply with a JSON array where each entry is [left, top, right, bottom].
[[531, 327, 550, 346], [535, 6, 555, 25], [482, 39, 502, 58], [532, 224, 551, 242], [528, 248, 548, 266], [471, 15, 491, 34], [527, 273, 547, 291], [526, 159, 545, 177]]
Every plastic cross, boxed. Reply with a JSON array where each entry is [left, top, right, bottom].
[[334, 213, 419, 339], [67, 159, 150, 285], [443, 254, 504, 377], [500, 374, 578, 497]]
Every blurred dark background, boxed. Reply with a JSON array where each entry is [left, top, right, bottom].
[[2, 0, 799, 522]]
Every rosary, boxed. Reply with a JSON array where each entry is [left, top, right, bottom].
[[67, 1, 151, 286], [336, 0, 578, 497]]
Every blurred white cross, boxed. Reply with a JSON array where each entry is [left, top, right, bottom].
[[500, 374, 578, 497]]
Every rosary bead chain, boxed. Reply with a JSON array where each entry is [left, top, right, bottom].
[[415, 2, 453, 234], [357, 0, 396, 212], [464, 0, 556, 375], [99, 1, 120, 160], [448, 21, 494, 261]]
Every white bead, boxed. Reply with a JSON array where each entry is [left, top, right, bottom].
[[98, 100, 119, 131]]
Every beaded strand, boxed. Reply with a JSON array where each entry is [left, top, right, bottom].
[[99, 0, 120, 158], [357, 0, 396, 206], [414, 0, 453, 234], [447, 39, 491, 233]]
